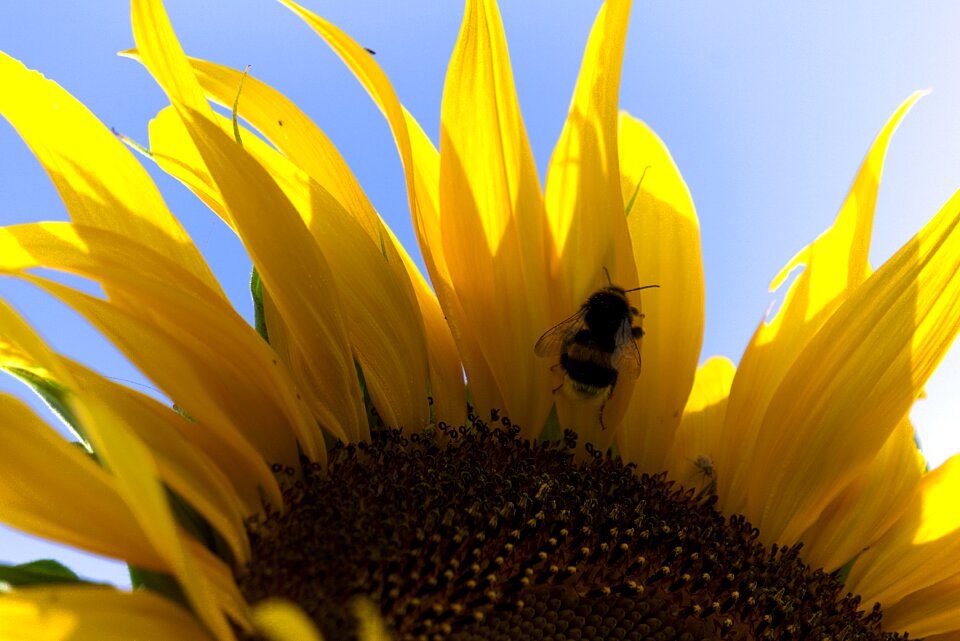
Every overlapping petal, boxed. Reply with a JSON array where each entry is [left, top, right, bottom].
[[545, 0, 634, 298], [0, 295, 236, 640], [0, 391, 164, 570], [539, 0, 638, 447], [750, 185, 960, 545], [0, 586, 214, 641], [438, 0, 556, 435], [0, 222, 322, 486], [278, 0, 506, 432], [848, 453, 960, 624], [139, 56, 455, 429], [133, 0, 368, 442], [796, 416, 924, 572], [2, 0, 959, 638], [617, 112, 705, 470], [666, 356, 735, 494], [0, 51, 222, 303], [719, 93, 925, 516]]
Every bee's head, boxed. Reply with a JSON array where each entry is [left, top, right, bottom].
[[584, 289, 632, 333]]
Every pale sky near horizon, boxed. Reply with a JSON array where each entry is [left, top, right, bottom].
[[1, 1, 959, 588]]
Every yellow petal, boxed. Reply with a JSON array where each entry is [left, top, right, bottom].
[[275, 0, 421, 235], [848, 453, 960, 612], [0, 222, 223, 312], [796, 416, 924, 572], [438, 0, 553, 434], [148, 106, 230, 227], [883, 571, 960, 638], [666, 356, 735, 494], [180, 55, 377, 239], [0, 586, 213, 641], [403, 109, 494, 428], [385, 223, 467, 428], [130, 0, 211, 116], [617, 112, 705, 471], [544, 0, 635, 300], [720, 93, 925, 515], [0, 51, 221, 301], [252, 599, 325, 641], [750, 186, 960, 544], [187, 538, 253, 635], [0, 393, 164, 570]]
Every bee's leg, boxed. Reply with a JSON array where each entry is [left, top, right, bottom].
[[632, 326, 644, 339], [550, 363, 565, 394], [598, 399, 607, 430]]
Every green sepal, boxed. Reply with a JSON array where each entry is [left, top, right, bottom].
[[231, 65, 250, 147], [0, 559, 98, 587], [166, 486, 235, 567], [128, 566, 187, 606], [251, 267, 270, 343], [538, 404, 562, 443], [832, 555, 859, 585], [624, 166, 650, 218], [4, 367, 89, 447]]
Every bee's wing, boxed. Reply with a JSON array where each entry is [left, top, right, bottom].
[[614, 319, 643, 380], [534, 309, 587, 357]]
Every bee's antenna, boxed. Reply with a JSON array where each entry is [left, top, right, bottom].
[[601, 267, 658, 293]]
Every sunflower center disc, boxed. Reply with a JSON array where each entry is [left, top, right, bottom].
[[238, 423, 904, 641]]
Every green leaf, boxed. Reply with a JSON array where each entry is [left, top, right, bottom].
[[250, 266, 269, 342], [0, 559, 87, 587]]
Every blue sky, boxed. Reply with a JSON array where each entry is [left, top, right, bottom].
[[1, 0, 959, 587]]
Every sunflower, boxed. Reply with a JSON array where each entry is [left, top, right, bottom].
[[2, 0, 960, 639]]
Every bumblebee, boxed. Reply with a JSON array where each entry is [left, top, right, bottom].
[[534, 281, 657, 428]]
